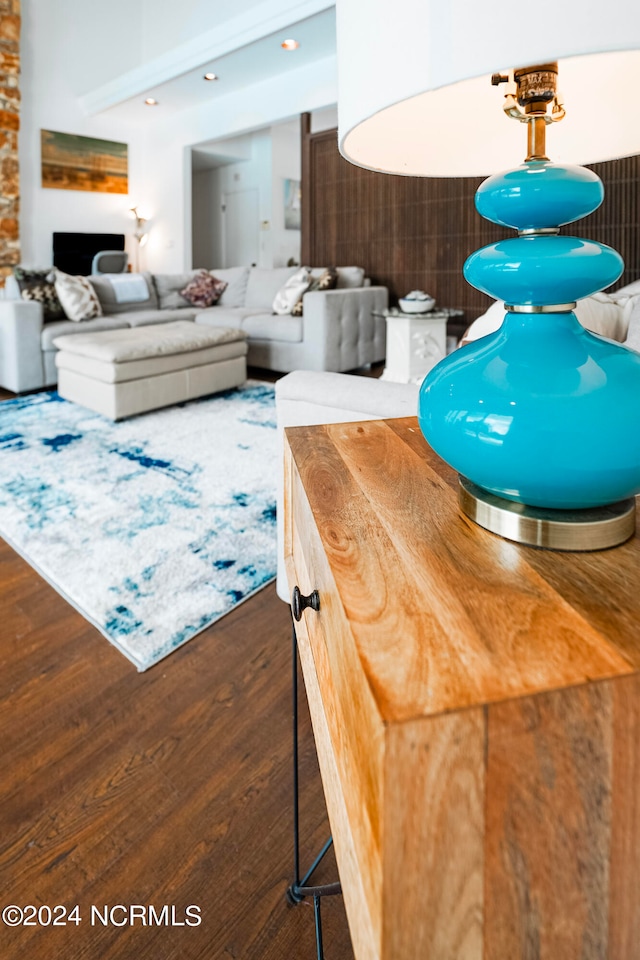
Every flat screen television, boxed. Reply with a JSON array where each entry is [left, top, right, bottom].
[[52, 232, 126, 276]]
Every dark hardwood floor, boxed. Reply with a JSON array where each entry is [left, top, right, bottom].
[[0, 378, 355, 960]]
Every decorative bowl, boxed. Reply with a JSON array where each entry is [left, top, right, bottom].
[[399, 294, 435, 314]]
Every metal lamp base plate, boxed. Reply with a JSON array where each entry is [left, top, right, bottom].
[[459, 477, 636, 551]]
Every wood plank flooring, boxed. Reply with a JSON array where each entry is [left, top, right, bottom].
[[0, 380, 355, 960]]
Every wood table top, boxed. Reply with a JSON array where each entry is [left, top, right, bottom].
[[285, 416, 640, 725]]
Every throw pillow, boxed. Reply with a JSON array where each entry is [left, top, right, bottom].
[[180, 270, 228, 308], [463, 293, 628, 345], [14, 267, 65, 320], [272, 267, 311, 316], [291, 266, 338, 316], [53, 269, 103, 322], [624, 295, 640, 352]]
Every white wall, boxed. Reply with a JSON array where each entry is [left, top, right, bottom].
[[20, 0, 337, 274], [134, 55, 337, 273], [192, 120, 302, 270], [192, 131, 275, 269], [20, 0, 146, 268]]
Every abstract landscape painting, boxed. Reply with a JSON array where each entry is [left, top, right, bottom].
[[41, 129, 128, 194]]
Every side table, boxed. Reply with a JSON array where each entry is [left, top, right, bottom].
[[284, 416, 640, 960], [377, 307, 464, 384]]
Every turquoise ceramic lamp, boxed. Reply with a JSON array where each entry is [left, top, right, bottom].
[[337, 0, 640, 549]]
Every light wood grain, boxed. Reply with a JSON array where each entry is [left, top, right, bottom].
[[608, 673, 640, 957], [287, 451, 384, 959], [484, 682, 613, 959], [284, 417, 640, 960], [288, 419, 632, 722], [383, 711, 485, 960]]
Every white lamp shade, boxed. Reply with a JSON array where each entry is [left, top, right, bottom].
[[337, 0, 640, 176]]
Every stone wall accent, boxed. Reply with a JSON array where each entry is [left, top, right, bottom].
[[0, 0, 20, 285]]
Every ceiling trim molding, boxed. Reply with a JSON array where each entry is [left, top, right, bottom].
[[80, 0, 335, 116]]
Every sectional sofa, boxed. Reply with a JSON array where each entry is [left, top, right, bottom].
[[0, 265, 388, 393]]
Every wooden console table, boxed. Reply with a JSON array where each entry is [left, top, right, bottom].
[[284, 416, 640, 960]]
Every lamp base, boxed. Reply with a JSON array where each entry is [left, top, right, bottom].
[[459, 477, 636, 551]]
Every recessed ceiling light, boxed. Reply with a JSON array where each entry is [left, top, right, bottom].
[[203, 72, 218, 81], [281, 38, 299, 50], [144, 97, 158, 106]]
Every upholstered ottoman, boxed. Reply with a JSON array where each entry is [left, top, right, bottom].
[[54, 320, 247, 419]]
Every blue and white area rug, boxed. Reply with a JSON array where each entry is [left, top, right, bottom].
[[0, 382, 277, 670]]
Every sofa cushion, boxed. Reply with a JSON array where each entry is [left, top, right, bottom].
[[41, 316, 130, 351], [89, 271, 158, 313], [210, 267, 250, 308], [152, 271, 200, 310], [463, 293, 629, 345], [616, 279, 640, 297], [242, 313, 302, 343], [194, 306, 261, 330], [181, 271, 227, 307], [624, 295, 640, 352], [335, 266, 365, 289], [245, 267, 297, 309], [120, 308, 198, 327], [53, 269, 103, 321]]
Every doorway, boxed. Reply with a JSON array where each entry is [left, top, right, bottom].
[[222, 188, 259, 267]]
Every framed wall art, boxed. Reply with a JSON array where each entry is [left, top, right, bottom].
[[41, 130, 128, 194], [283, 178, 301, 230]]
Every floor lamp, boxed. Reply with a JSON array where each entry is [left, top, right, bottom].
[[337, 0, 640, 550], [130, 206, 148, 273]]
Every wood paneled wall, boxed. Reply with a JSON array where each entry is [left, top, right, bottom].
[[301, 115, 640, 323]]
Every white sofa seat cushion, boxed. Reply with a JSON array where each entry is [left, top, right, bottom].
[[53, 320, 246, 364], [194, 306, 264, 329], [41, 316, 131, 351], [242, 313, 303, 342]]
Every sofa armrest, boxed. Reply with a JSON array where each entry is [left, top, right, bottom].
[[0, 300, 46, 392], [300, 286, 388, 371]]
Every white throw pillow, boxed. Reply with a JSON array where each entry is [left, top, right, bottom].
[[54, 269, 103, 322], [272, 267, 311, 316]]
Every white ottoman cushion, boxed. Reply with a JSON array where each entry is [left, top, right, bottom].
[[54, 320, 247, 419]]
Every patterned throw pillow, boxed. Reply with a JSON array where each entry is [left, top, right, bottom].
[[53, 269, 103, 322], [180, 271, 228, 308], [14, 267, 65, 321], [291, 266, 338, 316]]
